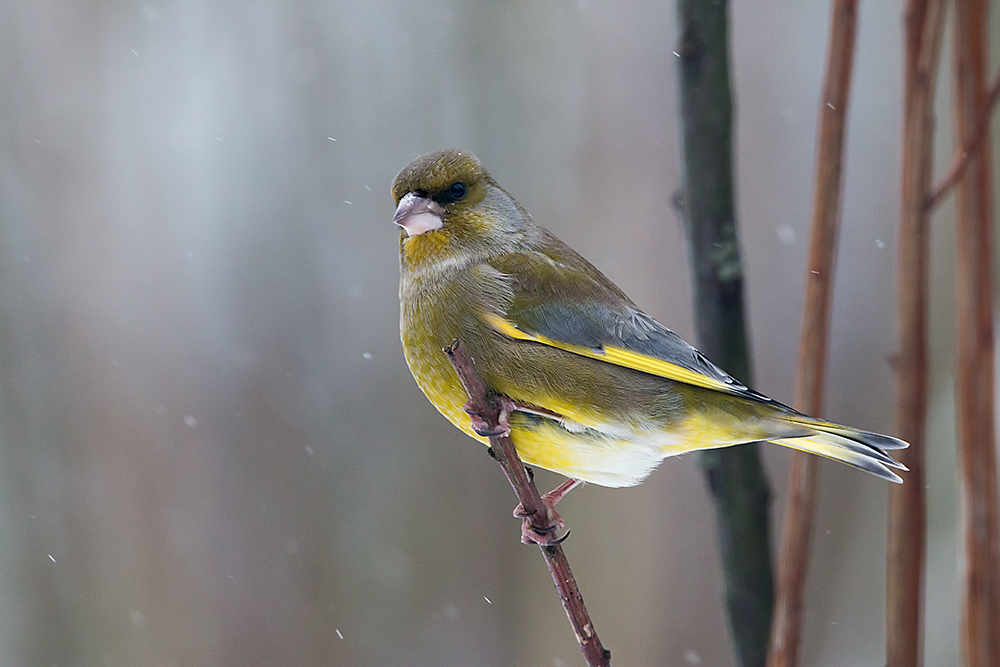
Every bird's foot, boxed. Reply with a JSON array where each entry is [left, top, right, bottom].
[[514, 503, 566, 546], [463, 397, 513, 437], [513, 478, 584, 546]]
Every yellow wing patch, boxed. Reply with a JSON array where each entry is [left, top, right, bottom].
[[485, 312, 738, 394]]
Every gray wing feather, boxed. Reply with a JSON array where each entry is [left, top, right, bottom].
[[508, 301, 750, 392]]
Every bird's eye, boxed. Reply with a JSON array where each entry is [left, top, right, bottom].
[[436, 181, 466, 204]]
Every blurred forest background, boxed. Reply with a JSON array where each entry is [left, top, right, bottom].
[[0, 2, 978, 665]]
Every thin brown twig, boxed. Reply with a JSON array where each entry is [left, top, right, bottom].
[[444, 340, 611, 667], [887, 0, 946, 665], [951, 1, 1000, 663], [926, 67, 1000, 210], [767, 1, 857, 665]]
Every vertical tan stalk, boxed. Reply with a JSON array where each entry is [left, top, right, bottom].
[[767, 1, 857, 665], [887, 1, 946, 665], [952, 2, 1000, 664]]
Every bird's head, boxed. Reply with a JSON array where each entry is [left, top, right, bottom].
[[391, 150, 528, 267]]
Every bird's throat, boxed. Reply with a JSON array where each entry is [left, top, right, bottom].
[[401, 230, 454, 270]]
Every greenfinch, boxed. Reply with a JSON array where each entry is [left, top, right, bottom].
[[393, 149, 907, 489]]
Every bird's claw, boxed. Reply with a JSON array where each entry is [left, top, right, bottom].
[[513, 500, 566, 546], [463, 399, 512, 437], [473, 423, 509, 438], [520, 521, 570, 546], [512, 478, 584, 546]]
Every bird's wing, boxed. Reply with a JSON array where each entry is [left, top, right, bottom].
[[483, 306, 765, 397], [486, 247, 777, 404]]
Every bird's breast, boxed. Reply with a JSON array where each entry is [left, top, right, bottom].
[[399, 269, 485, 439]]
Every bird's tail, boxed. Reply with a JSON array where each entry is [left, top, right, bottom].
[[771, 416, 909, 483]]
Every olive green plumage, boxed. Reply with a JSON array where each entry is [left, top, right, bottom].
[[393, 149, 907, 487]]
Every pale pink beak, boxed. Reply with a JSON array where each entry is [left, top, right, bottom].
[[394, 192, 445, 237]]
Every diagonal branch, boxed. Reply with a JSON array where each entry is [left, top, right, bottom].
[[444, 340, 611, 667], [925, 68, 1000, 210]]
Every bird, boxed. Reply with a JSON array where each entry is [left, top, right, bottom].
[[392, 149, 907, 535]]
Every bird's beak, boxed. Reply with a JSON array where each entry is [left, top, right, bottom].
[[394, 192, 444, 237]]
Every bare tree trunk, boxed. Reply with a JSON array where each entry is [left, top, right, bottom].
[[675, 2, 773, 665]]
